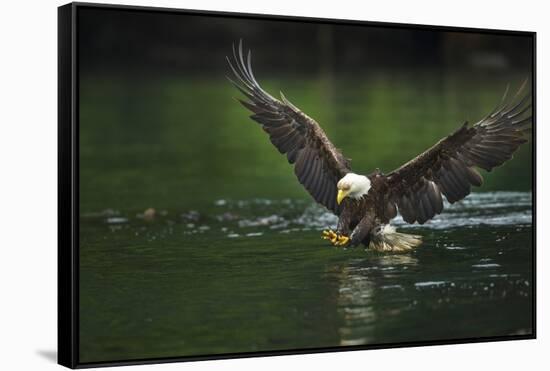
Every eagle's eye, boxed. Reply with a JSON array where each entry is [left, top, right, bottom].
[[341, 184, 351, 191]]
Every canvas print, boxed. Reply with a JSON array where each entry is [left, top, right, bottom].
[[73, 4, 534, 365]]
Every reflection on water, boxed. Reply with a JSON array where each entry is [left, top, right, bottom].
[[326, 239, 532, 347], [79, 191, 533, 362], [331, 255, 419, 346]]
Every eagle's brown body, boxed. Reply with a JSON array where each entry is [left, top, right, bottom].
[[336, 172, 392, 246], [228, 42, 532, 251]]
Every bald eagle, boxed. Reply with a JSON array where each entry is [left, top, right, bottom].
[[227, 42, 532, 252]]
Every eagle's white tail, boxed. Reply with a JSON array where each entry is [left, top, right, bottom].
[[369, 225, 422, 252]]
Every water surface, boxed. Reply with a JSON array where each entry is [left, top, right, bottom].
[[79, 74, 533, 362], [80, 192, 533, 361]]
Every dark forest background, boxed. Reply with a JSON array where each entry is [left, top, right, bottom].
[[79, 7, 532, 77]]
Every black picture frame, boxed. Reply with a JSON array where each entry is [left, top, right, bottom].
[[58, 2, 536, 368]]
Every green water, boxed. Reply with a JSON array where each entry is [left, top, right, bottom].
[[78, 73, 533, 363]]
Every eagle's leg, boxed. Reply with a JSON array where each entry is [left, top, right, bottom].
[[322, 206, 358, 246], [321, 210, 354, 246], [348, 216, 375, 247]]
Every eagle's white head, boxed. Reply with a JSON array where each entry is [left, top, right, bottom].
[[336, 173, 372, 204]]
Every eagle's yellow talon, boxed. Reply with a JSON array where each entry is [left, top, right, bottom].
[[321, 229, 349, 247], [322, 229, 341, 245]]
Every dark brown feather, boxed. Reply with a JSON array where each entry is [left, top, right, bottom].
[[427, 181, 444, 214], [398, 194, 416, 224]]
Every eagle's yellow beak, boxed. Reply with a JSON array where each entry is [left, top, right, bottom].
[[337, 189, 349, 205]]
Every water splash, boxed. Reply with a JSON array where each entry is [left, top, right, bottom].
[[86, 192, 531, 240], [219, 192, 532, 234]]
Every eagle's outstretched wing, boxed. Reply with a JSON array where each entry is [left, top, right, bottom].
[[384, 82, 532, 225], [227, 42, 351, 214]]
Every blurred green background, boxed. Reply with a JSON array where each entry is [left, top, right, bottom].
[[78, 7, 533, 213], [77, 6, 533, 364]]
